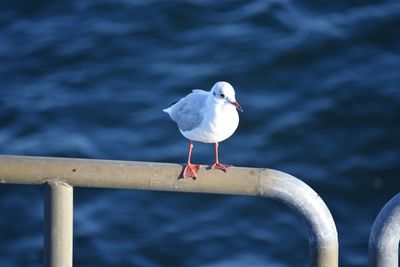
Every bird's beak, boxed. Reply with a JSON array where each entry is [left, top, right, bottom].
[[231, 101, 243, 112]]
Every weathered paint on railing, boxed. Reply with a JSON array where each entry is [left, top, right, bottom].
[[0, 155, 338, 267], [369, 193, 400, 267]]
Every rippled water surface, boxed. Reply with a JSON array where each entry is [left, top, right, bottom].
[[1, 1, 400, 266]]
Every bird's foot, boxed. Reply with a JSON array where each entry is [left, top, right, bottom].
[[181, 163, 200, 179], [210, 162, 231, 172]]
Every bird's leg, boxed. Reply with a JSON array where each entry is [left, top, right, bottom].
[[181, 140, 200, 179], [210, 142, 231, 172]]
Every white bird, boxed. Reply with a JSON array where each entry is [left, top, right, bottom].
[[163, 81, 243, 179]]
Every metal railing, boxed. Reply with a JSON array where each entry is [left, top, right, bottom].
[[369, 193, 400, 267], [0, 155, 340, 267]]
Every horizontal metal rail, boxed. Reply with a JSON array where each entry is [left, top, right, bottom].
[[369, 193, 400, 267], [0, 155, 338, 267]]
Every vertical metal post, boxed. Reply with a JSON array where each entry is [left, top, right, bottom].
[[369, 193, 400, 267], [44, 182, 73, 267]]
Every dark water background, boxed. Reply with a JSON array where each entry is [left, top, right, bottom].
[[1, 1, 400, 266]]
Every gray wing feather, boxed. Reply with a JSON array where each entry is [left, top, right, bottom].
[[169, 90, 208, 132]]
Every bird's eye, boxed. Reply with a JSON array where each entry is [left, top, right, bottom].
[[220, 93, 225, 98]]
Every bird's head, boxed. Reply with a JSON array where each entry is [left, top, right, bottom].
[[210, 81, 243, 112]]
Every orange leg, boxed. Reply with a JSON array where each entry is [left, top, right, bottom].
[[210, 142, 231, 172], [181, 140, 200, 179]]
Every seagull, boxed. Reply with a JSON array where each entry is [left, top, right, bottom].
[[163, 81, 243, 179]]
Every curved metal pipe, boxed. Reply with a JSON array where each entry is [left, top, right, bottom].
[[369, 193, 400, 267], [259, 170, 338, 267], [0, 155, 338, 267]]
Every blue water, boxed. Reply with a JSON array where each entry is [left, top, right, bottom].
[[1, 1, 400, 266]]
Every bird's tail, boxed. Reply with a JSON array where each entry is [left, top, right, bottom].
[[163, 100, 178, 114]]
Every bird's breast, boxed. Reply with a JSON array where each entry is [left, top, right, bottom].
[[200, 105, 239, 143]]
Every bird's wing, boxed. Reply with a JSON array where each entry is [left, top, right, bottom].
[[169, 90, 208, 132]]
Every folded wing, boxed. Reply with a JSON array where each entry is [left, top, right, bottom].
[[165, 90, 208, 132]]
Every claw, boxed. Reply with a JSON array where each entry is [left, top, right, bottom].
[[181, 163, 200, 179], [210, 162, 231, 172], [210, 142, 231, 172], [180, 140, 200, 179]]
